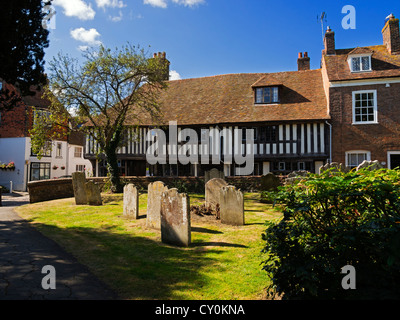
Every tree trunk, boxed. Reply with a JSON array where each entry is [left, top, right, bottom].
[[104, 144, 123, 193]]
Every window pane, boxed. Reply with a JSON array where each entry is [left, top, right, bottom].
[[361, 56, 370, 70], [263, 88, 270, 103], [272, 87, 279, 102], [256, 88, 262, 103], [352, 57, 361, 71]]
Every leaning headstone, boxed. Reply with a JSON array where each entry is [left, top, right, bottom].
[[205, 178, 228, 212], [72, 172, 87, 205], [160, 188, 191, 247], [260, 173, 281, 191], [205, 168, 224, 183], [146, 181, 168, 229], [356, 160, 383, 171], [285, 170, 310, 185], [85, 181, 102, 206], [320, 162, 348, 173], [219, 186, 244, 226], [123, 184, 139, 219]]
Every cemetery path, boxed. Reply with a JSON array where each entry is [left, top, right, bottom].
[[0, 193, 118, 300]]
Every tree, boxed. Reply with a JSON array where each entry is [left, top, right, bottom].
[[0, 0, 50, 110], [30, 44, 169, 193]]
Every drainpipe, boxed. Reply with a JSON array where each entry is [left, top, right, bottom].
[[325, 120, 332, 163]]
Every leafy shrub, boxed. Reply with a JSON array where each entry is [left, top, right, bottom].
[[262, 168, 400, 299]]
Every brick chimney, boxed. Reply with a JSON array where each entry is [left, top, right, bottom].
[[382, 14, 400, 55], [150, 52, 170, 81], [297, 52, 310, 71], [323, 27, 335, 55]]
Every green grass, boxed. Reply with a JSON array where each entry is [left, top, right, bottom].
[[16, 192, 282, 300]]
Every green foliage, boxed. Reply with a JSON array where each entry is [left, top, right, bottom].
[[0, 0, 49, 107], [30, 43, 168, 192], [262, 168, 400, 299]]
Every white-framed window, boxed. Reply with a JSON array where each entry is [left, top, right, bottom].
[[345, 150, 371, 168], [278, 162, 286, 171], [56, 142, 62, 158], [348, 55, 372, 72], [352, 90, 378, 124], [74, 146, 83, 158], [76, 165, 85, 172]]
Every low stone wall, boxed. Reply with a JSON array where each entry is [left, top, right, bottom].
[[27, 175, 289, 203], [28, 178, 74, 203]]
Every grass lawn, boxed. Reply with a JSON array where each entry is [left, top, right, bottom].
[[16, 192, 282, 300]]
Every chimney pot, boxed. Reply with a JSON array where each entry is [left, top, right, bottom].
[[298, 52, 303, 58], [304, 52, 308, 57]]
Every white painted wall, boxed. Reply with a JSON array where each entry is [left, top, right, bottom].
[[68, 144, 93, 177], [0, 137, 28, 191]]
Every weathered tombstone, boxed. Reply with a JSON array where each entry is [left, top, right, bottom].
[[260, 173, 281, 191], [320, 162, 348, 173], [160, 188, 191, 247], [219, 186, 244, 226], [285, 170, 309, 185], [205, 178, 228, 212], [356, 160, 383, 171], [72, 172, 87, 205], [205, 168, 224, 183], [123, 184, 139, 219], [146, 181, 168, 229], [85, 181, 102, 206]]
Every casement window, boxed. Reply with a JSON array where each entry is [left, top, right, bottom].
[[31, 141, 52, 157], [349, 55, 372, 72], [255, 86, 279, 104], [56, 143, 62, 158], [352, 90, 378, 124], [74, 146, 83, 158], [76, 165, 85, 172], [30, 162, 51, 181], [33, 109, 51, 126], [345, 150, 371, 168]]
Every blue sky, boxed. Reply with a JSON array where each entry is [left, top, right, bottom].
[[44, 0, 400, 80]]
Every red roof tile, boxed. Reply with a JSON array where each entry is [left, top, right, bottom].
[[324, 45, 400, 81], [128, 69, 329, 126]]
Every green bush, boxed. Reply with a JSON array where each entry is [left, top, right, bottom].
[[261, 168, 400, 299]]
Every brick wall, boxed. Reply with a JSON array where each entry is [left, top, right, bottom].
[[0, 104, 29, 138], [329, 82, 400, 165]]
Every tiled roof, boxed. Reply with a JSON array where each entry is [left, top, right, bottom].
[[128, 69, 329, 126], [324, 45, 400, 81]]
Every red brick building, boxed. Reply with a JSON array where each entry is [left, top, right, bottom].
[[321, 15, 400, 169]]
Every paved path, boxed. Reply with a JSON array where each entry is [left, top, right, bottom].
[[0, 193, 118, 300]]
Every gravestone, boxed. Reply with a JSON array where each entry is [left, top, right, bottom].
[[320, 162, 348, 173], [356, 160, 383, 171], [285, 170, 309, 185], [160, 188, 191, 247], [260, 173, 281, 191], [146, 181, 168, 229], [219, 186, 244, 226], [123, 184, 139, 219], [205, 168, 224, 183], [85, 181, 102, 206], [205, 178, 228, 213], [72, 172, 87, 205]]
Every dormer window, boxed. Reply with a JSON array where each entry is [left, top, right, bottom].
[[348, 55, 372, 72], [255, 86, 279, 104]]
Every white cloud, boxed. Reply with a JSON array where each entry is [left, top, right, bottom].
[[143, 0, 204, 8], [169, 70, 182, 81], [78, 45, 89, 52], [109, 10, 123, 22], [172, 0, 205, 7], [144, 0, 167, 8], [52, 0, 95, 20], [96, 0, 126, 9], [70, 28, 102, 46]]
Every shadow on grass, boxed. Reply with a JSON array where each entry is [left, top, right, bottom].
[[24, 221, 225, 300]]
